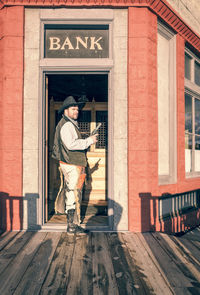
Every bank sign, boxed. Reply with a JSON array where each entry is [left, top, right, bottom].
[[45, 26, 109, 58]]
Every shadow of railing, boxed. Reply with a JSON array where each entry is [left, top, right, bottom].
[[0, 192, 41, 231], [140, 189, 200, 234], [24, 193, 41, 230], [0, 192, 23, 231]]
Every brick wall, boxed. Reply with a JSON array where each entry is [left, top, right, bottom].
[[0, 4, 199, 232], [128, 7, 158, 232], [0, 6, 24, 230], [128, 7, 200, 233]]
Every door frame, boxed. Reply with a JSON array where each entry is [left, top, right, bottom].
[[39, 70, 114, 230]]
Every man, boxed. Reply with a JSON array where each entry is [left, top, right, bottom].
[[52, 96, 98, 233]]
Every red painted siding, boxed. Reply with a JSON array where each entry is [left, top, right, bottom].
[[128, 7, 200, 233], [0, 6, 24, 230], [128, 7, 158, 232]]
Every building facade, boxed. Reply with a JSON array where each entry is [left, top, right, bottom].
[[0, 0, 200, 233]]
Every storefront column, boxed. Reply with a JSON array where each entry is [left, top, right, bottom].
[[0, 6, 24, 230], [176, 34, 185, 185], [128, 7, 158, 232]]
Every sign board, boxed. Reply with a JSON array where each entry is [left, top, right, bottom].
[[45, 26, 109, 58]]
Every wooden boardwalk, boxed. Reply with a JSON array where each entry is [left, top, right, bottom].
[[0, 227, 199, 295]]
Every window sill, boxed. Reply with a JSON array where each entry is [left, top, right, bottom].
[[158, 175, 177, 186], [185, 172, 200, 179]]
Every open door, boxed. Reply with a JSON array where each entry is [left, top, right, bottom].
[[79, 99, 108, 200], [78, 99, 108, 225], [46, 73, 108, 226], [45, 75, 49, 222]]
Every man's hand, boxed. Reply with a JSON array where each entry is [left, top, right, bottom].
[[90, 134, 98, 144]]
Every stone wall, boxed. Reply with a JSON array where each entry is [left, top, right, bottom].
[[167, 0, 200, 36], [23, 8, 128, 230], [23, 9, 40, 229], [113, 9, 128, 230]]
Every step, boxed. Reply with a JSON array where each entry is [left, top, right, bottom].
[[84, 179, 106, 190], [83, 189, 107, 201], [81, 202, 107, 217]]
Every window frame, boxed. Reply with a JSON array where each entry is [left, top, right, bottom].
[[185, 47, 200, 177], [157, 21, 177, 185]]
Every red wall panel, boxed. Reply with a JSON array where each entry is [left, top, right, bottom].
[[0, 6, 24, 231], [128, 7, 200, 233], [128, 7, 158, 232]]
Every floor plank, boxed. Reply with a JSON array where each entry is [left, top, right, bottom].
[[169, 235, 200, 276], [0, 232, 47, 295], [48, 201, 108, 226], [0, 231, 34, 275], [14, 232, 61, 295], [40, 233, 76, 295], [177, 237, 200, 266], [82, 215, 108, 226], [48, 214, 108, 226], [66, 233, 93, 295], [180, 227, 200, 241], [153, 233, 200, 283], [0, 231, 21, 251], [92, 232, 119, 295], [107, 232, 153, 295], [0, 229, 199, 295], [122, 232, 172, 295], [142, 232, 195, 290]]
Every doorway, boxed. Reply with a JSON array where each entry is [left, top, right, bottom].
[[45, 73, 108, 227]]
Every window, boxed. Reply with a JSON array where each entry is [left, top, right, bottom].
[[157, 22, 177, 184], [195, 61, 200, 86], [185, 48, 200, 175]]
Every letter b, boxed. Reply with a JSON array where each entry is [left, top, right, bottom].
[[49, 37, 61, 50]]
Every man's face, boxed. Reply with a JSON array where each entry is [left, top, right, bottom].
[[65, 105, 79, 120]]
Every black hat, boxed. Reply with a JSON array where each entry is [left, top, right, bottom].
[[58, 96, 81, 114]]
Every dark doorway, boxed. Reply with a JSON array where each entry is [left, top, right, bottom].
[[45, 73, 108, 227]]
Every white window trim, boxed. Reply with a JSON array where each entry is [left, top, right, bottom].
[[185, 47, 200, 178], [158, 22, 177, 185]]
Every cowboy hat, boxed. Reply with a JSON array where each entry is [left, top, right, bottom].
[[58, 96, 82, 114]]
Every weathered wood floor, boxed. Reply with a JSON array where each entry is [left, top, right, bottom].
[[0, 227, 199, 295]]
